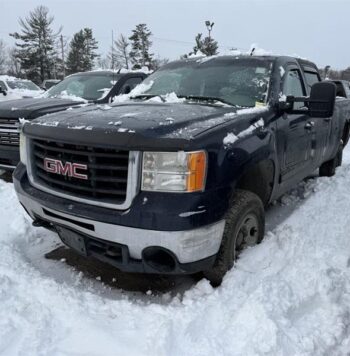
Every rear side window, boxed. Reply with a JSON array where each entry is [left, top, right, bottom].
[[345, 82, 350, 98], [119, 77, 143, 94], [304, 71, 320, 89], [283, 69, 306, 109], [335, 82, 346, 98]]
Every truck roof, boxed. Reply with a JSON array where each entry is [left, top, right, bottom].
[[69, 70, 147, 77], [169, 54, 319, 72]]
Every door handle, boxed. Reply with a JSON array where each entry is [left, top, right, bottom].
[[324, 117, 331, 122], [305, 121, 314, 130]]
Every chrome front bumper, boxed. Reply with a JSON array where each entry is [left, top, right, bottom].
[[18, 192, 225, 264]]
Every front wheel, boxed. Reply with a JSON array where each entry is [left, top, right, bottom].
[[319, 144, 343, 177], [203, 190, 265, 286]]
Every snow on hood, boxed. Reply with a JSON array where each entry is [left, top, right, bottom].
[[223, 117, 265, 146], [44, 90, 88, 103]]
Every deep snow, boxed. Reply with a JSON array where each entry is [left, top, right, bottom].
[[1, 150, 350, 355]]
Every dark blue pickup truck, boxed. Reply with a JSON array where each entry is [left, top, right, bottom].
[[14, 55, 350, 285]]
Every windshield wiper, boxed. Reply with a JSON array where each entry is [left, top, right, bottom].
[[177, 95, 236, 107], [130, 94, 166, 102]]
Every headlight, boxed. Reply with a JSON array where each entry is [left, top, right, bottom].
[[142, 151, 207, 192], [19, 133, 27, 165]]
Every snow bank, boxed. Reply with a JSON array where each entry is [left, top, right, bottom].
[[1, 150, 350, 355]]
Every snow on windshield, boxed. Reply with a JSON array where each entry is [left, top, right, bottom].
[[44, 74, 120, 101], [0, 75, 41, 91], [124, 58, 272, 108]]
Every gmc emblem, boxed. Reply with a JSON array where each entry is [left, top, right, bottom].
[[43, 158, 88, 180]]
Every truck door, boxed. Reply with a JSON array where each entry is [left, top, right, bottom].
[[277, 67, 315, 183], [303, 71, 332, 167]]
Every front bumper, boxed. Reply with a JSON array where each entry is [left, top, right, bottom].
[[14, 164, 226, 274]]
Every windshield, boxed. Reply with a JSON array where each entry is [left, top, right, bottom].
[[7, 80, 40, 91], [45, 74, 121, 101], [139, 58, 272, 107]]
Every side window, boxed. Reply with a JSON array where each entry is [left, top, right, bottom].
[[283, 69, 306, 109], [336, 83, 346, 98], [119, 77, 143, 94], [304, 71, 320, 89], [345, 83, 350, 98]]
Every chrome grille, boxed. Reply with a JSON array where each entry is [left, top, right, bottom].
[[31, 139, 130, 205], [0, 118, 19, 146]]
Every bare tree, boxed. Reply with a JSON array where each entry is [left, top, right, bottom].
[[110, 34, 131, 70], [97, 56, 111, 70], [0, 40, 7, 74], [6, 47, 23, 77]]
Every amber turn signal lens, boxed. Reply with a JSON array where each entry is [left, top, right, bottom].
[[187, 151, 207, 192]]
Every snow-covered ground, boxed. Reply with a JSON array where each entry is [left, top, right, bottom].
[[1, 149, 350, 356]]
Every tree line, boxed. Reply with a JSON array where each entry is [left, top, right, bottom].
[[1, 6, 350, 84], [0, 5, 219, 84]]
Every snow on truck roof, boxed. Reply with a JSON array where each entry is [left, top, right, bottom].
[[180, 54, 317, 67], [65, 68, 149, 79], [0, 75, 34, 82]]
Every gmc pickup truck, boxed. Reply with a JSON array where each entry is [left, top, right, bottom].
[[14, 55, 350, 285], [0, 70, 146, 170]]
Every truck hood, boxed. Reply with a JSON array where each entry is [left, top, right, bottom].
[[24, 101, 269, 150], [0, 97, 86, 119]]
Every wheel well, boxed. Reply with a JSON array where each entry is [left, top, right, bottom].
[[342, 120, 350, 147], [236, 160, 275, 207]]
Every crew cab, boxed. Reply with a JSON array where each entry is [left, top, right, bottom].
[[0, 70, 147, 170], [14, 55, 350, 285]]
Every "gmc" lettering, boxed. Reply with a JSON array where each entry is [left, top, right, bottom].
[[43, 158, 88, 180]]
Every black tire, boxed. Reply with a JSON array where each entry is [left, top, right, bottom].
[[203, 190, 265, 286], [342, 122, 350, 147], [319, 144, 343, 177]]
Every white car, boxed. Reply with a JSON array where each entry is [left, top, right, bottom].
[[0, 76, 43, 102]]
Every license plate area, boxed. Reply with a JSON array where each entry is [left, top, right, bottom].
[[56, 226, 87, 256]]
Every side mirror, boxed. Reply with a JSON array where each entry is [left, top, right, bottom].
[[309, 81, 336, 118], [0, 87, 7, 96], [277, 82, 336, 118]]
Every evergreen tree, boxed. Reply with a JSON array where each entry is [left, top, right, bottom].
[[66, 28, 99, 74], [200, 35, 218, 56], [10, 6, 60, 82], [110, 34, 130, 70], [129, 24, 153, 69], [185, 21, 219, 58], [190, 33, 218, 57]]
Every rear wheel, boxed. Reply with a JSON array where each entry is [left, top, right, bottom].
[[319, 144, 343, 177], [203, 190, 265, 286]]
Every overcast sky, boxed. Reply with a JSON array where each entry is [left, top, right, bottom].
[[0, 0, 348, 69]]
